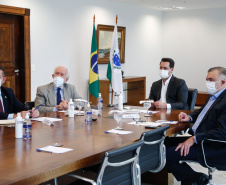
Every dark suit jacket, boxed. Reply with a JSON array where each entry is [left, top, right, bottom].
[[189, 89, 226, 169], [0, 86, 27, 119], [148, 75, 188, 110], [189, 89, 226, 143]]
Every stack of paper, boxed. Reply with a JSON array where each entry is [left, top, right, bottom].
[[37, 146, 73, 153]]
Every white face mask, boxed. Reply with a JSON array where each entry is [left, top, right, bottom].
[[206, 80, 221, 95], [53, 76, 64, 87], [160, 70, 170, 79]]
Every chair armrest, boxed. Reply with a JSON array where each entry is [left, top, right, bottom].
[[67, 173, 97, 185], [201, 139, 226, 169]]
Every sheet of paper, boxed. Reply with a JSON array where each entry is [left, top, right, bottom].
[[37, 146, 73, 153], [31, 117, 62, 122], [127, 122, 163, 127], [0, 119, 16, 125], [155, 120, 178, 124], [139, 100, 154, 104], [58, 110, 67, 112], [122, 114, 140, 119], [105, 129, 133, 135], [139, 110, 159, 114]]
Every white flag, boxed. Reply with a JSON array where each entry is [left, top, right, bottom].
[[107, 23, 123, 94]]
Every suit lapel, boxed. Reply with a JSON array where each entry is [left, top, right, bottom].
[[63, 84, 70, 101], [47, 83, 56, 105], [1, 88, 9, 112], [156, 81, 162, 100], [199, 89, 226, 125], [166, 75, 174, 100]]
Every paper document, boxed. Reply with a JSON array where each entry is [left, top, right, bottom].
[[37, 146, 73, 153], [127, 122, 163, 127], [0, 119, 16, 125], [155, 120, 178, 124], [139, 110, 159, 114], [105, 129, 133, 135], [139, 100, 154, 104], [31, 117, 62, 122]]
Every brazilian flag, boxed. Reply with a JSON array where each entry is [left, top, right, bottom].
[[89, 22, 99, 98]]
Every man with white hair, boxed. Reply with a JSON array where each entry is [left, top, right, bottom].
[[35, 66, 81, 113]]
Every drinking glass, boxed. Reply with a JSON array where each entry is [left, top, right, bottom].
[[143, 102, 152, 117], [75, 100, 85, 116], [114, 111, 123, 130]]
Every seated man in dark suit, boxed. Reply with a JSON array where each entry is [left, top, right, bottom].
[[165, 66, 226, 185], [0, 66, 39, 119], [149, 58, 188, 110]]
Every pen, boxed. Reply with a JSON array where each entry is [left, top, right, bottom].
[[105, 131, 119, 134], [30, 106, 40, 113], [36, 149, 52, 153]]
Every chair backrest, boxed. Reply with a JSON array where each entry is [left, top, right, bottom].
[[96, 140, 144, 185], [139, 125, 170, 174], [201, 139, 226, 171], [187, 88, 198, 111], [25, 101, 35, 110]]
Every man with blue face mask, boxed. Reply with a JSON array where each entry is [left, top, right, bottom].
[[148, 58, 189, 110], [165, 67, 226, 185], [35, 66, 81, 113]]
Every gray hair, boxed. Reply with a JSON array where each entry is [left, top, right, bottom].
[[53, 66, 70, 78], [208, 66, 226, 80]]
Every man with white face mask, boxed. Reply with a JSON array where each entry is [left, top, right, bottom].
[[0, 66, 39, 119], [148, 58, 188, 110], [35, 66, 81, 113], [165, 67, 226, 185]]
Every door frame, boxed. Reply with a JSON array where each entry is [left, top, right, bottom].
[[0, 4, 31, 101]]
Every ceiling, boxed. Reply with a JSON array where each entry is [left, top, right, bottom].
[[108, 0, 226, 11]]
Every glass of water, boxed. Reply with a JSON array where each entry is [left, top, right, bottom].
[[114, 111, 123, 130], [143, 102, 152, 117]]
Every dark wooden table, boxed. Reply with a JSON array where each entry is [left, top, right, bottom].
[[0, 106, 191, 185]]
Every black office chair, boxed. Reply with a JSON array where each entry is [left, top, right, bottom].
[[187, 88, 198, 111], [180, 139, 226, 185], [67, 140, 144, 185], [139, 125, 170, 174], [25, 101, 35, 110]]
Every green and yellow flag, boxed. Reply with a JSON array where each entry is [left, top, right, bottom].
[[89, 20, 99, 98]]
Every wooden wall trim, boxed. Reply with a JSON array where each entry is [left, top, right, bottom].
[[0, 4, 28, 16], [24, 15, 31, 101]]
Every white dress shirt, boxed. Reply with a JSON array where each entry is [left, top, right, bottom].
[[159, 75, 172, 109]]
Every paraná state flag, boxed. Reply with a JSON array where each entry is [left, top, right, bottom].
[[106, 23, 123, 94]]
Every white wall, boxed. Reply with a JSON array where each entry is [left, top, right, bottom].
[[0, 0, 163, 100], [162, 8, 226, 91]]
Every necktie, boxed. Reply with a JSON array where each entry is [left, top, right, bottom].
[[57, 88, 61, 105], [0, 98, 3, 112]]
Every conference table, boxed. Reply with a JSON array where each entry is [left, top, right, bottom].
[[0, 106, 192, 185]]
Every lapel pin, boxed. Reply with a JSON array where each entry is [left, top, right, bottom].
[[5, 96, 7, 98]]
